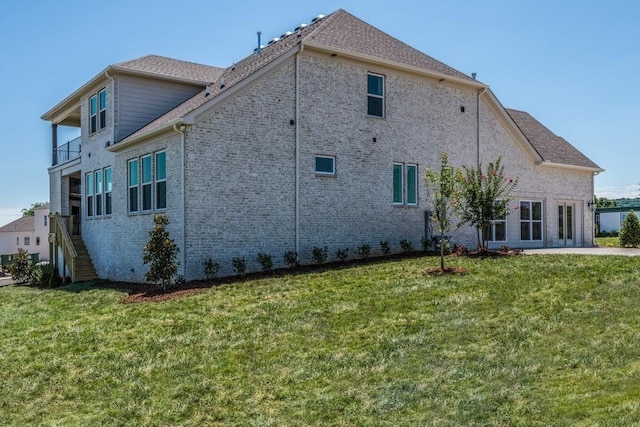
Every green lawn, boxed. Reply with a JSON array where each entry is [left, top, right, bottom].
[[1, 255, 640, 426], [596, 236, 620, 247]]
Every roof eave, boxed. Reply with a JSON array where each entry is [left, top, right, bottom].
[[537, 161, 604, 174], [106, 120, 181, 152], [302, 41, 488, 89], [41, 66, 111, 122]]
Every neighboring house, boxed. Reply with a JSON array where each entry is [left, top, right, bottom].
[[42, 9, 602, 282], [0, 204, 50, 262], [596, 207, 640, 234]]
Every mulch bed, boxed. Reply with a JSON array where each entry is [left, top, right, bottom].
[[91, 248, 521, 303]]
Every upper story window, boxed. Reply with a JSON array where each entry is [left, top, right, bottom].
[[367, 73, 384, 117], [24, 237, 30, 246], [89, 88, 107, 134]]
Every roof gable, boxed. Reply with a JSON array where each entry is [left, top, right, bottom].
[[506, 108, 601, 170], [304, 10, 473, 81]]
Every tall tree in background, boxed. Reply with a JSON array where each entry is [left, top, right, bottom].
[[21, 202, 48, 217], [594, 195, 617, 208], [457, 157, 518, 249]]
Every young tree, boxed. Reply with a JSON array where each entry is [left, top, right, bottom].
[[424, 152, 461, 270], [619, 210, 640, 247], [143, 214, 180, 291], [457, 157, 518, 249]]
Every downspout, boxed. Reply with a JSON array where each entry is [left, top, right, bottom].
[[295, 45, 303, 256], [173, 123, 187, 278], [476, 87, 486, 246], [476, 88, 486, 169]]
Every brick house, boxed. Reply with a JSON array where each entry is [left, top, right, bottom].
[[42, 9, 601, 282]]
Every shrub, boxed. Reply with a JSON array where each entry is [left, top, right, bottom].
[[335, 248, 349, 262], [257, 253, 274, 272], [143, 215, 180, 292], [380, 241, 391, 255], [203, 258, 220, 280], [421, 236, 432, 252], [29, 262, 60, 288], [312, 246, 328, 264], [232, 257, 247, 276], [356, 244, 371, 259], [283, 250, 299, 268], [399, 239, 413, 252], [620, 211, 640, 247], [8, 249, 31, 283]]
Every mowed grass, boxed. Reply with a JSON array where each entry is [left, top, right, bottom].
[[1, 255, 640, 426], [596, 236, 620, 247]]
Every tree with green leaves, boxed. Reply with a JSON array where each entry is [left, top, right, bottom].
[[424, 152, 461, 270], [143, 214, 180, 291], [594, 196, 617, 208], [620, 210, 640, 247], [457, 157, 518, 250], [21, 202, 48, 217]]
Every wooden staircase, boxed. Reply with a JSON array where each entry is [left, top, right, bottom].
[[69, 236, 98, 282]]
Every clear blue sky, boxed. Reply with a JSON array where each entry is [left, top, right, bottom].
[[1, 0, 638, 226]]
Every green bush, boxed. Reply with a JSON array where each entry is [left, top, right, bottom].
[[399, 239, 413, 252], [283, 250, 299, 268], [356, 244, 371, 259], [312, 246, 328, 264], [8, 249, 31, 283], [142, 215, 180, 292], [257, 253, 273, 272], [421, 236, 432, 252], [335, 248, 349, 262], [29, 263, 60, 288], [203, 258, 220, 280], [232, 257, 247, 276], [620, 211, 640, 247], [379, 241, 391, 255]]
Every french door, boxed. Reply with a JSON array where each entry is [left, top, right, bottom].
[[558, 203, 574, 246]]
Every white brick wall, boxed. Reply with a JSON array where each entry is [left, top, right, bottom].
[[52, 51, 595, 282]]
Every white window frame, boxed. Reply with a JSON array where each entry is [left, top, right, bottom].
[[406, 164, 418, 206], [104, 167, 113, 215], [24, 237, 30, 246], [155, 151, 167, 210], [86, 172, 94, 217], [128, 159, 139, 213], [393, 163, 403, 205], [367, 73, 385, 118], [95, 170, 103, 216], [98, 88, 106, 131], [520, 200, 543, 241], [315, 155, 336, 176], [141, 155, 153, 212]]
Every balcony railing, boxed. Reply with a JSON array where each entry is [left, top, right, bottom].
[[53, 136, 81, 165]]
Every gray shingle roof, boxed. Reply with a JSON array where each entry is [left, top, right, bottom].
[[0, 216, 34, 233], [119, 9, 476, 144], [113, 54, 225, 83], [506, 108, 601, 170]]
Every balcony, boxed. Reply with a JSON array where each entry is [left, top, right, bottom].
[[53, 136, 81, 166]]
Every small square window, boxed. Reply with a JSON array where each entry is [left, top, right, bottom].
[[315, 156, 335, 175]]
